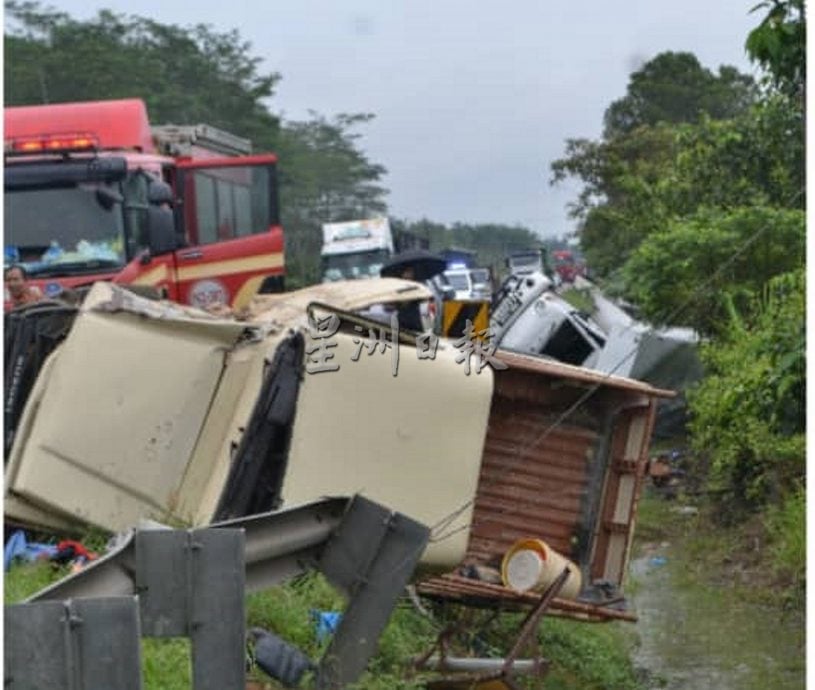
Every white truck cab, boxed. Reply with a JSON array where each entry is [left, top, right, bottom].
[[321, 218, 394, 282]]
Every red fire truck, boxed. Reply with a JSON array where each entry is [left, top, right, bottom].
[[551, 249, 584, 283], [4, 99, 284, 310]]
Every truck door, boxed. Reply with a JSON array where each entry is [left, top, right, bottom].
[[173, 155, 283, 310]]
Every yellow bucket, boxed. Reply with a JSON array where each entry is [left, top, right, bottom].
[[500, 538, 582, 600]]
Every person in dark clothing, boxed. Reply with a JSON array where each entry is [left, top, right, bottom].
[[396, 266, 425, 331], [396, 300, 424, 332]]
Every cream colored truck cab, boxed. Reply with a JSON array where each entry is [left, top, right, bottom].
[[5, 279, 672, 592], [4, 281, 492, 570]]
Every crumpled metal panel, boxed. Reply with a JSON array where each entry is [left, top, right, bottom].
[[4, 282, 257, 533], [247, 277, 433, 324]]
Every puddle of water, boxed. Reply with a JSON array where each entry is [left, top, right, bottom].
[[629, 549, 805, 690]]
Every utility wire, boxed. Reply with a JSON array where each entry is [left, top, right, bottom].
[[427, 187, 804, 545], [514, 186, 805, 459]]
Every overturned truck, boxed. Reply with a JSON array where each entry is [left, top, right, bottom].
[[5, 279, 672, 618]]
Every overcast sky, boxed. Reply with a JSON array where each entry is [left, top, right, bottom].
[[32, 1, 759, 238]]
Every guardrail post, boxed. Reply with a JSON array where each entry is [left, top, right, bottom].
[[135, 528, 246, 690], [5, 597, 142, 690]]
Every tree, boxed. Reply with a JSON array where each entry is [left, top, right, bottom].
[[5, 3, 282, 149], [551, 52, 760, 280], [668, 99, 804, 212], [278, 113, 388, 225], [550, 124, 676, 275], [276, 114, 389, 287], [746, 0, 805, 101], [550, 51, 801, 282], [603, 52, 757, 138], [621, 206, 805, 336]]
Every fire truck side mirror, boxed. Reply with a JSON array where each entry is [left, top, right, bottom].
[[147, 180, 174, 206], [146, 206, 177, 256]]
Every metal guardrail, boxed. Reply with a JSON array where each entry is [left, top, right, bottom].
[[6, 597, 143, 690], [6, 495, 430, 690], [6, 528, 245, 690]]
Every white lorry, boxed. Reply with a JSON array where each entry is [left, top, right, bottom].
[[320, 217, 394, 282]]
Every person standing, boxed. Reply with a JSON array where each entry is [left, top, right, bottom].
[[4, 265, 43, 310]]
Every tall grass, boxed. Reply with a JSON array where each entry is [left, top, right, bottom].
[[5, 562, 643, 689], [766, 485, 805, 595]]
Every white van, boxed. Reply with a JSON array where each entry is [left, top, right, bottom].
[[443, 268, 492, 301]]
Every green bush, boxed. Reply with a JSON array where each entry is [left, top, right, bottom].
[[688, 269, 805, 510], [622, 207, 805, 336], [141, 639, 192, 690]]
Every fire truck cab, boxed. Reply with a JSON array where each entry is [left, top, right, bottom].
[[4, 99, 284, 310], [552, 249, 581, 283]]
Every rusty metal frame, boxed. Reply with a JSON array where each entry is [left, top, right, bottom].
[[414, 568, 571, 689], [590, 400, 658, 583], [460, 348, 670, 612], [416, 574, 637, 623]]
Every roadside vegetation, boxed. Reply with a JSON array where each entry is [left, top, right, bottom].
[[636, 489, 803, 610], [552, 0, 805, 603], [558, 285, 595, 314]]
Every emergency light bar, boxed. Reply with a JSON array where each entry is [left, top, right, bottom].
[[6, 132, 99, 154]]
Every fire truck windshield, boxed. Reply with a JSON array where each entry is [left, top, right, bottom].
[[4, 181, 127, 277]]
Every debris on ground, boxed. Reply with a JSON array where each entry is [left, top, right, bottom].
[[4, 530, 57, 569], [670, 506, 700, 517], [4, 530, 98, 573]]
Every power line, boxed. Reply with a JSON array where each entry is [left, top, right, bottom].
[[429, 187, 804, 544]]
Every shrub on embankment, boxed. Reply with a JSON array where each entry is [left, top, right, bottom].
[[687, 269, 805, 591]]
